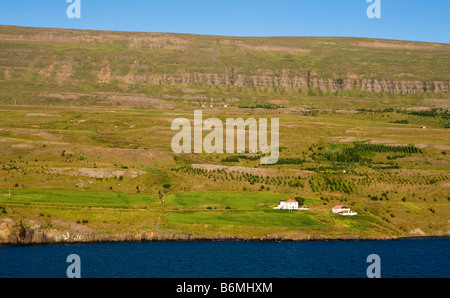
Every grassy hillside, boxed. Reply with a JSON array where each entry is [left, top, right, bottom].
[[0, 25, 449, 109], [1, 25, 449, 79]]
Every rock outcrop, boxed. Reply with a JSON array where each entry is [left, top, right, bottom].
[[0, 217, 399, 246], [124, 71, 449, 94], [2, 217, 449, 246], [0, 218, 96, 245]]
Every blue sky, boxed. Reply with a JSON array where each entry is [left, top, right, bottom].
[[0, 0, 449, 43]]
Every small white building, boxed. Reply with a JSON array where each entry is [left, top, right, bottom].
[[274, 200, 299, 210], [332, 205, 357, 216], [332, 205, 351, 214], [338, 210, 358, 216]]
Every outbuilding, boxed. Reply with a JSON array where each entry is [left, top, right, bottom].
[[338, 209, 358, 216], [332, 205, 351, 214]]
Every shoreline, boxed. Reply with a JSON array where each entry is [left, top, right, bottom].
[[2, 216, 450, 247], [1, 234, 449, 248], [397, 235, 450, 241]]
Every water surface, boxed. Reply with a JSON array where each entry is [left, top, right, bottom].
[[0, 239, 448, 278]]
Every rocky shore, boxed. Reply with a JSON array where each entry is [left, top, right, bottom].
[[4, 217, 447, 246]]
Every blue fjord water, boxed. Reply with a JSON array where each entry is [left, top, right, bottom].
[[0, 239, 448, 278]]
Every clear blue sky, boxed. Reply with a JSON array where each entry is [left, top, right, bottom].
[[0, 0, 449, 43]]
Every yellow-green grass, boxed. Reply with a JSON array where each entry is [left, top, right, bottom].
[[0, 103, 448, 239], [167, 209, 383, 232], [0, 25, 449, 241], [0, 189, 157, 208], [4, 204, 163, 235], [168, 210, 323, 228], [165, 192, 320, 210]]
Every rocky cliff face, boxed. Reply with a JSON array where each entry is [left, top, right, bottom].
[[0, 217, 384, 245], [0, 218, 96, 245], [0, 217, 156, 245], [124, 71, 449, 94], [2, 217, 448, 245], [31, 60, 450, 94]]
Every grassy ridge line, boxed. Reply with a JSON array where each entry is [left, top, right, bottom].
[[0, 202, 153, 212]]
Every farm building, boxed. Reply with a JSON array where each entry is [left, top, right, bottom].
[[332, 205, 351, 214], [332, 205, 357, 216], [338, 209, 358, 216], [274, 200, 299, 210]]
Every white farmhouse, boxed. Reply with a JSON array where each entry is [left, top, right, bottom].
[[274, 200, 299, 210]]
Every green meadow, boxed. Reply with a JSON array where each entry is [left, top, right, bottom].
[[0, 189, 157, 208], [166, 192, 295, 210], [168, 211, 324, 229]]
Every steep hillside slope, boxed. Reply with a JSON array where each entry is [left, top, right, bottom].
[[0, 25, 449, 105]]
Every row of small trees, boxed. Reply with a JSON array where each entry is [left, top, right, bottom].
[[171, 166, 360, 194], [354, 143, 423, 154]]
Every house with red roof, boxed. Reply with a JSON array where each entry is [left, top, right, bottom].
[[274, 199, 299, 210]]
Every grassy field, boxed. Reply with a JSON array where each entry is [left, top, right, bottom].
[[165, 192, 304, 210], [0, 189, 157, 208], [168, 211, 325, 229], [0, 103, 448, 240]]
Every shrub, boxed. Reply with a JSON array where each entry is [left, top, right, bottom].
[[295, 197, 306, 206]]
